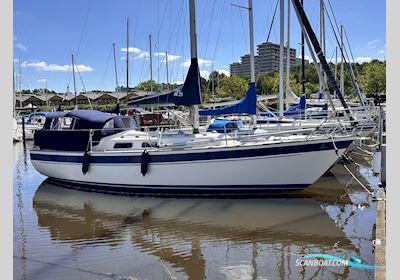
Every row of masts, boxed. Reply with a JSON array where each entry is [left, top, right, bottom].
[[17, 0, 353, 121], [232, 0, 349, 119]]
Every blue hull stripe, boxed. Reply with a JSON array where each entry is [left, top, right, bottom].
[[47, 178, 309, 195], [31, 139, 353, 164]]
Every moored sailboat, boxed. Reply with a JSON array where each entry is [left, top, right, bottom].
[[30, 0, 357, 195]]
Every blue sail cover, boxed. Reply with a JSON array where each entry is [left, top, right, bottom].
[[176, 58, 201, 106], [260, 95, 328, 119], [199, 82, 256, 116], [260, 95, 306, 117], [128, 58, 201, 107]]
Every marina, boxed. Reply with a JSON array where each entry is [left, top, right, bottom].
[[11, 0, 387, 278]]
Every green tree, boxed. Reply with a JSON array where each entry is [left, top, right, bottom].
[[359, 60, 386, 94], [257, 71, 279, 95], [219, 76, 248, 99], [137, 80, 161, 92]]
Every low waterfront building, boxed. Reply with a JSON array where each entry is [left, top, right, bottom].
[[14, 90, 144, 109]]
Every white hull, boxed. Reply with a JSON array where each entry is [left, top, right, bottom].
[[30, 137, 353, 193]]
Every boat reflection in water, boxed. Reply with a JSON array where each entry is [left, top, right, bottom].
[[31, 179, 373, 280]]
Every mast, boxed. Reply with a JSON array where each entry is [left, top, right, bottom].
[[248, 0, 257, 125], [149, 34, 153, 92], [189, 0, 200, 133], [319, 0, 323, 94], [212, 70, 215, 108], [301, 0, 305, 96], [334, 46, 338, 99], [165, 51, 169, 90], [279, 0, 284, 117], [112, 43, 120, 103], [126, 17, 129, 98], [248, 0, 255, 83], [291, 0, 353, 118], [320, 0, 328, 104], [340, 24, 344, 99], [13, 69, 16, 117], [18, 57, 22, 107], [45, 80, 49, 109], [71, 54, 77, 109], [285, 0, 291, 109]]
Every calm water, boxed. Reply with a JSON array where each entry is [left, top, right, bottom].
[[13, 142, 378, 280]]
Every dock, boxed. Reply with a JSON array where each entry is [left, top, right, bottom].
[[374, 186, 386, 280]]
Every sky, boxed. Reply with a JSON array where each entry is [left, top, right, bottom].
[[13, 0, 386, 93]]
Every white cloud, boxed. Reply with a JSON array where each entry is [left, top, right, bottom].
[[378, 49, 385, 54], [121, 47, 149, 60], [136, 51, 150, 59], [172, 80, 184, 85], [182, 58, 213, 68], [326, 57, 343, 63], [154, 52, 181, 62], [37, 79, 47, 83], [200, 70, 210, 79], [15, 43, 28, 52], [13, 58, 19, 62], [21, 61, 94, 72], [121, 47, 141, 54], [297, 55, 312, 62], [354, 57, 374, 63], [367, 39, 381, 48], [216, 69, 230, 76]]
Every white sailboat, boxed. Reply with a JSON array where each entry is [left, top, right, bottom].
[[30, 0, 356, 195]]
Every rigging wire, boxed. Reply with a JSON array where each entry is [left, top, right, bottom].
[[201, 0, 218, 65], [152, 0, 171, 88], [100, 46, 113, 90], [66, 0, 92, 93], [230, 3, 234, 62], [169, 0, 185, 85], [75, 0, 93, 60], [74, 58, 87, 93], [343, 28, 365, 92], [14, 17, 34, 89], [326, 0, 341, 38], [203, 0, 228, 103], [266, 0, 279, 43], [323, 2, 356, 86], [238, 7, 249, 54]]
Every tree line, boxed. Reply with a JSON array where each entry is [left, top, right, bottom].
[[25, 59, 385, 106], [200, 59, 386, 102]]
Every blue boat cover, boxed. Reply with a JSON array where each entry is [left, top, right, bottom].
[[199, 82, 256, 116], [128, 58, 201, 107], [66, 110, 116, 129], [43, 111, 69, 129], [206, 119, 244, 133], [35, 110, 125, 151]]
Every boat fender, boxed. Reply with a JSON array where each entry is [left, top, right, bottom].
[[141, 150, 151, 176], [82, 151, 91, 174]]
